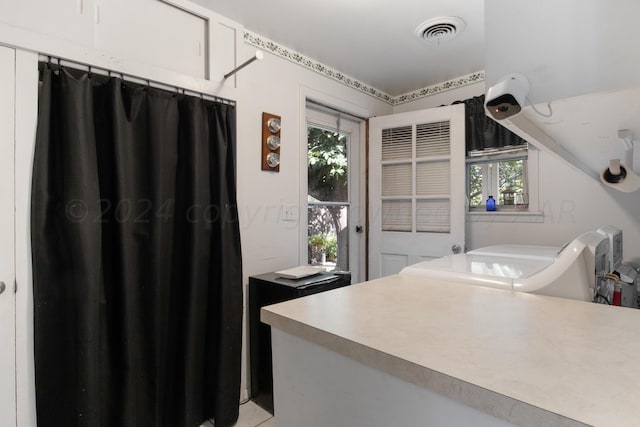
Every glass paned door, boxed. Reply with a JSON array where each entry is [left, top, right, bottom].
[[307, 126, 350, 271]]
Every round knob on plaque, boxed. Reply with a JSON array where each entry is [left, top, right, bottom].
[[266, 152, 280, 168], [267, 117, 281, 133], [267, 135, 280, 150]]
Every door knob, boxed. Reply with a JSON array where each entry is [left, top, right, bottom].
[[0, 281, 5, 295], [355, 226, 363, 233], [451, 244, 462, 254]]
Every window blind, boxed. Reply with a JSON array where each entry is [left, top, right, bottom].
[[416, 199, 450, 233], [381, 200, 412, 232], [380, 119, 452, 233], [381, 126, 412, 160], [416, 121, 450, 157], [416, 161, 450, 196], [382, 164, 412, 196]]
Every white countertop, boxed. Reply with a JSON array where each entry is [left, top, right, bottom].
[[261, 274, 640, 427]]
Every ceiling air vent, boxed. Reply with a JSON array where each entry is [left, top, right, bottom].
[[415, 17, 466, 43]]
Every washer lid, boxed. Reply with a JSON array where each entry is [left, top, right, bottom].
[[468, 245, 560, 261], [400, 253, 554, 290]]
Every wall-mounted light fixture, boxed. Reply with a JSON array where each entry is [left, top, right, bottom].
[[262, 112, 281, 172]]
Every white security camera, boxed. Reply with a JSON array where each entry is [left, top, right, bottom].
[[485, 73, 530, 120]]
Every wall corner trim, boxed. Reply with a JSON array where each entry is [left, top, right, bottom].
[[243, 30, 484, 105]]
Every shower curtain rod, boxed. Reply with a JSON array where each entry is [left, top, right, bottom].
[[38, 54, 236, 106], [306, 99, 368, 122]]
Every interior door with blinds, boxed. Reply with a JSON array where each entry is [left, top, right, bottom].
[[369, 104, 465, 279]]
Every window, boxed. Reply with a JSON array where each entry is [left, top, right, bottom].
[[467, 146, 529, 211], [459, 94, 540, 219], [305, 105, 362, 275], [307, 126, 349, 268]]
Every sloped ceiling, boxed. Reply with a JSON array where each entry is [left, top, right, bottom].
[[522, 88, 640, 179], [485, 0, 640, 188]]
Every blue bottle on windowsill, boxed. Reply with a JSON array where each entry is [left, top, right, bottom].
[[486, 195, 496, 211]]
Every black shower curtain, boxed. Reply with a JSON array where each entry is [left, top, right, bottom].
[[31, 64, 242, 427]]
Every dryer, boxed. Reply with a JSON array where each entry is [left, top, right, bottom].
[[400, 230, 610, 302]]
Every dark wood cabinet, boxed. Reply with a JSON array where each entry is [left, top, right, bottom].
[[248, 271, 351, 413]]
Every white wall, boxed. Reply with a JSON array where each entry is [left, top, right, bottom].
[[232, 39, 391, 400], [233, 44, 390, 277], [397, 85, 640, 264], [0, 0, 392, 420]]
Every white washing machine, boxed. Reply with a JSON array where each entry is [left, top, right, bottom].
[[400, 231, 610, 302]]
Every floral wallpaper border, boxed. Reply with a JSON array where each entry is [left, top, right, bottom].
[[243, 30, 484, 106], [393, 71, 485, 105]]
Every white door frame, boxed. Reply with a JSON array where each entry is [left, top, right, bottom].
[[15, 50, 39, 427], [0, 45, 36, 427], [0, 44, 17, 427]]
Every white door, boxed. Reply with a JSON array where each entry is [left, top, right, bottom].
[[0, 45, 17, 426], [369, 104, 466, 279]]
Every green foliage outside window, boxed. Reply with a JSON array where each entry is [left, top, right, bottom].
[[468, 159, 525, 208], [468, 164, 484, 206], [307, 126, 348, 269], [307, 128, 348, 201], [498, 160, 524, 199]]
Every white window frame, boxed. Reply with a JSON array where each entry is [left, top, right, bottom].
[[298, 88, 369, 284], [467, 154, 528, 211], [305, 112, 357, 271], [466, 145, 543, 223]]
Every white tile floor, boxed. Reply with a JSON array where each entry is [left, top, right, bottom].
[[234, 400, 275, 427]]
